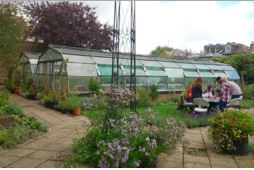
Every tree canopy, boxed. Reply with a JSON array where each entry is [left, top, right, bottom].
[[149, 46, 173, 57], [24, 1, 112, 50], [0, 2, 26, 55], [213, 54, 254, 84]]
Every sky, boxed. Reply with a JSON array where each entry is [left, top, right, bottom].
[[82, 1, 254, 55]]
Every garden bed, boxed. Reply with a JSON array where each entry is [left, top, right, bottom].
[[0, 92, 47, 149]]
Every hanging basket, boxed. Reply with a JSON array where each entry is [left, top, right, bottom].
[[233, 137, 249, 155]]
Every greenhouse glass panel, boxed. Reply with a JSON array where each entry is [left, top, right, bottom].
[[213, 70, 227, 78], [146, 66, 167, 77], [160, 61, 180, 68], [164, 68, 183, 78], [67, 63, 97, 76], [98, 65, 112, 76], [195, 64, 210, 70], [30, 59, 38, 65], [178, 63, 196, 69], [183, 69, 200, 77], [199, 69, 215, 78], [222, 65, 235, 71], [140, 60, 162, 67], [208, 65, 224, 70], [119, 58, 143, 66], [123, 65, 147, 76], [93, 57, 112, 65], [62, 54, 94, 64], [225, 70, 240, 80]]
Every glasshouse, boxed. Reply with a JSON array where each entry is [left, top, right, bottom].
[[18, 52, 41, 84], [36, 44, 240, 93]]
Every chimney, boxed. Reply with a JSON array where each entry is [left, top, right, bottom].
[[250, 41, 254, 53]]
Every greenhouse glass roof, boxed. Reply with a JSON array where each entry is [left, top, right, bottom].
[[62, 54, 94, 64], [178, 63, 196, 69], [140, 60, 162, 67], [160, 62, 180, 68], [37, 44, 240, 81], [183, 69, 200, 77], [164, 68, 183, 78], [224, 70, 240, 80]]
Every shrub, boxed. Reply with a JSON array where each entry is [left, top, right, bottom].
[[136, 87, 150, 107], [5, 80, 14, 91], [242, 84, 254, 99], [149, 84, 159, 100], [2, 103, 23, 115], [63, 87, 186, 168], [19, 116, 47, 132], [88, 77, 101, 93], [0, 125, 30, 149], [59, 95, 81, 111], [168, 93, 180, 103], [0, 92, 10, 108], [82, 95, 107, 111], [208, 110, 254, 153]]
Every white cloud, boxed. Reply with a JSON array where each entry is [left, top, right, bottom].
[[86, 1, 254, 55]]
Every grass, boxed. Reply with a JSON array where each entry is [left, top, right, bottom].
[[82, 101, 212, 128], [249, 143, 254, 153], [241, 99, 254, 109]]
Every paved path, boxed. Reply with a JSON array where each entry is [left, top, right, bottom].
[[157, 114, 254, 168], [0, 95, 90, 168], [1, 95, 254, 168]]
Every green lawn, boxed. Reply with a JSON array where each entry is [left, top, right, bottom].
[[241, 99, 254, 109], [82, 101, 212, 128]]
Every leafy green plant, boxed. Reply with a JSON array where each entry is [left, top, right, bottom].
[[63, 87, 186, 168], [149, 84, 159, 100], [88, 77, 101, 93], [0, 125, 30, 149], [19, 116, 47, 132], [59, 95, 81, 111], [136, 87, 150, 107], [0, 92, 10, 107], [2, 103, 23, 115], [242, 84, 254, 99], [208, 110, 254, 153], [5, 80, 14, 91]]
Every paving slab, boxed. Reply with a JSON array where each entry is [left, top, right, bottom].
[[184, 162, 211, 168], [28, 150, 58, 160], [38, 160, 60, 168], [3, 148, 35, 157], [233, 154, 254, 168], [210, 155, 238, 168], [184, 154, 210, 165], [8, 158, 45, 168], [0, 156, 22, 167]]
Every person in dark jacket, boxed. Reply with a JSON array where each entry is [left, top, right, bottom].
[[192, 77, 203, 99]]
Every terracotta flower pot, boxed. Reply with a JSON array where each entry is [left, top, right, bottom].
[[73, 108, 81, 116], [14, 87, 20, 95]]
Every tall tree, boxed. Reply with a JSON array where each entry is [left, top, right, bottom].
[[24, 1, 112, 50], [213, 54, 254, 84], [0, 2, 26, 55], [150, 46, 173, 57], [0, 2, 26, 82]]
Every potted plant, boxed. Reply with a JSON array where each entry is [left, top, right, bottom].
[[208, 110, 254, 155], [58, 95, 81, 116], [41, 92, 59, 109]]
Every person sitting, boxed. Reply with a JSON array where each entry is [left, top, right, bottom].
[[192, 77, 203, 100], [227, 79, 242, 99], [186, 84, 193, 102], [203, 85, 215, 98]]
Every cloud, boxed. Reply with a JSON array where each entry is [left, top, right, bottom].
[[86, 1, 254, 55]]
